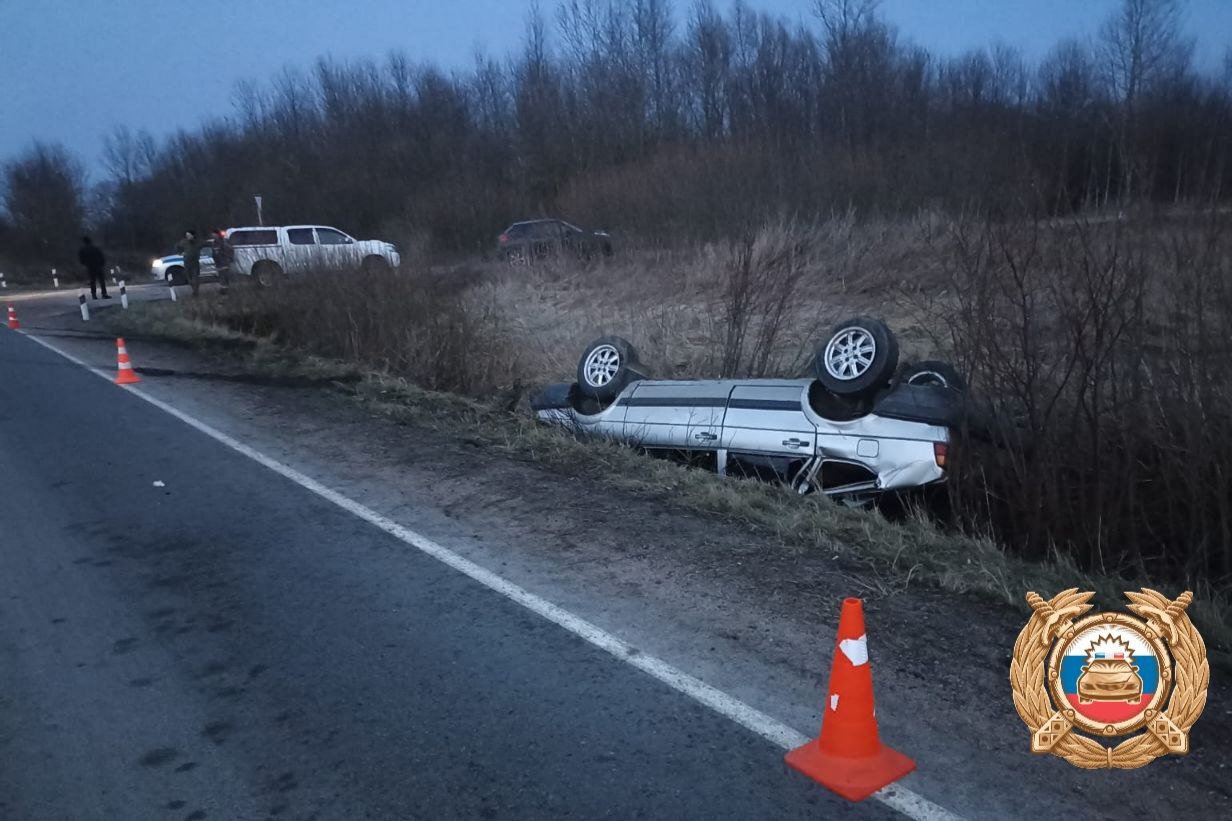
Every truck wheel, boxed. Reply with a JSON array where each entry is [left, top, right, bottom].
[[166, 266, 185, 285], [251, 261, 283, 288], [814, 317, 899, 397], [576, 336, 642, 402], [362, 255, 391, 274]]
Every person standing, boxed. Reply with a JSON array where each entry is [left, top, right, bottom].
[[175, 229, 205, 296], [78, 236, 110, 299], [210, 228, 233, 294]]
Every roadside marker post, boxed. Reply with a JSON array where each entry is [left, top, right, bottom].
[[168, 282, 178, 302], [52, 268, 59, 289], [78, 292, 90, 321], [0, 272, 7, 289], [120, 281, 129, 309], [6, 304, 19, 329]]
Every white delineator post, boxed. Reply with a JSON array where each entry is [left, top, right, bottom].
[[0, 272, 6, 289], [79, 292, 90, 321], [111, 267, 118, 285], [52, 268, 59, 288], [120, 280, 129, 309], [168, 280, 178, 302]]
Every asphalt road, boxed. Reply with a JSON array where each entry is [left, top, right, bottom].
[[0, 324, 900, 819]]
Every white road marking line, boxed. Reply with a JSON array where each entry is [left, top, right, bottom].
[[19, 330, 962, 821]]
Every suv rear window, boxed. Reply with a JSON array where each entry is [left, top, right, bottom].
[[229, 229, 277, 246], [287, 228, 315, 245]]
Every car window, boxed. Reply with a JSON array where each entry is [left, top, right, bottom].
[[505, 223, 529, 239], [530, 222, 560, 240], [229, 229, 277, 246], [287, 228, 316, 245], [316, 227, 352, 245]]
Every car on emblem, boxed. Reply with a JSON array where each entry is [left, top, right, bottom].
[[530, 317, 967, 500]]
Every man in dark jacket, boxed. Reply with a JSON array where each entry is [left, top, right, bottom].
[[78, 236, 110, 299], [175, 229, 205, 296], [210, 228, 233, 293]]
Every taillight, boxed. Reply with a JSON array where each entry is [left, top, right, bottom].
[[498, 234, 510, 244], [933, 442, 948, 468]]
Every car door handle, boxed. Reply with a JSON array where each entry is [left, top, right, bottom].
[[694, 432, 718, 442], [782, 438, 811, 448]]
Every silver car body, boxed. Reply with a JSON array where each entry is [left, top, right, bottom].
[[536, 377, 949, 496]]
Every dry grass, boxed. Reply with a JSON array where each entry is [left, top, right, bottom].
[[104, 287, 1232, 655]]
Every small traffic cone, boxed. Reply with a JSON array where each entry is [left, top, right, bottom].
[[6, 304, 19, 329], [785, 597, 915, 801], [114, 337, 141, 385]]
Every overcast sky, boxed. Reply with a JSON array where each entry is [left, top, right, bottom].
[[2, 0, 1229, 174]]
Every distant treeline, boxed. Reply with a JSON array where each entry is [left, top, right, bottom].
[[2, 0, 1230, 263]]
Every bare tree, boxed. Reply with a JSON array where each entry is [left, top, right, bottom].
[[686, 0, 731, 140], [1098, 0, 1195, 198], [1, 142, 87, 265], [811, 0, 880, 44]]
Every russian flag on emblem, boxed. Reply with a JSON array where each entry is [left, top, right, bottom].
[[1061, 628, 1157, 724]]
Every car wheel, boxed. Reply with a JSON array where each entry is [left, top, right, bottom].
[[362, 255, 391, 274], [897, 360, 967, 391], [814, 317, 899, 397], [507, 247, 529, 267], [251, 261, 283, 288], [166, 266, 185, 285], [576, 336, 642, 402]]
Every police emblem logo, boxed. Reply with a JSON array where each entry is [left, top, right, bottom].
[[1010, 588, 1209, 769]]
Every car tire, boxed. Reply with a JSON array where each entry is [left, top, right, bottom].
[[507, 247, 529, 267], [166, 266, 185, 286], [362, 255, 391, 274], [896, 360, 967, 391], [251, 261, 283, 288], [576, 336, 643, 402], [814, 317, 899, 397]]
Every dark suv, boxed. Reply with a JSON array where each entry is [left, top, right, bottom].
[[496, 219, 613, 264]]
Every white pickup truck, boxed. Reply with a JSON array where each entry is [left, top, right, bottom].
[[226, 225, 401, 285]]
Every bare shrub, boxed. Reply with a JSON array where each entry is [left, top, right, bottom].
[[937, 208, 1232, 584], [714, 218, 821, 377], [188, 268, 522, 397]]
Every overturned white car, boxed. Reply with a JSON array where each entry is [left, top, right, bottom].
[[531, 318, 967, 500]]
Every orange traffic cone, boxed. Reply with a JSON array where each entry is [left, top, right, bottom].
[[785, 597, 915, 801], [6, 304, 19, 329], [114, 337, 141, 385]]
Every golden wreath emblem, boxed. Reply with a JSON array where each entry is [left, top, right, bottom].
[[1010, 588, 1209, 769]]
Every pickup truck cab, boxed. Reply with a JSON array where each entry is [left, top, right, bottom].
[[226, 225, 401, 285]]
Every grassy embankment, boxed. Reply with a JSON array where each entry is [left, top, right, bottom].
[[103, 214, 1232, 653]]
